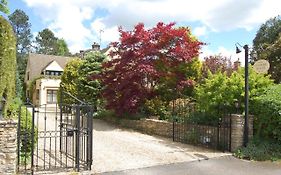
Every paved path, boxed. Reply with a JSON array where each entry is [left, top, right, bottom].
[[101, 155, 281, 175], [92, 119, 229, 174]]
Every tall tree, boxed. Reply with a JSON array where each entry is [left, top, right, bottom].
[[253, 16, 281, 83], [55, 39, 70, 56], [35, 28, 58, 55], [0, 0, 9, 14], [35, 28, 69, 56], [8, 9, 33, 56], [78, 51, 105, 105], [98, 22, 203, 115], [8, 9, 33, 99]]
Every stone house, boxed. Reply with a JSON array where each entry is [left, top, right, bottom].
[[25, 44, 113, 107], [25, 53, 74, 106]]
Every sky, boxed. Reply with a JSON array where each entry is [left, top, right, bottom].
[[6, 0, 281, 64]]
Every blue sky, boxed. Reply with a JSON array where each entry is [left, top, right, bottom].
[[6, 0, 281, 63]]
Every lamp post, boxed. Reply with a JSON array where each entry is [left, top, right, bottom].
[[236, 44, 249, 147], [0, 97, 7, 120]]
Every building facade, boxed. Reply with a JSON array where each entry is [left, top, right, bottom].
[[25, 53, 73, 106]]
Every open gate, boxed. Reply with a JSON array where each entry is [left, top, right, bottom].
[[17, 91, 94, 174]]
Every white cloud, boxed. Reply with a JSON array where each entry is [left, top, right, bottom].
[[193, 26, 207, 37], [23, 0, 281, 53]]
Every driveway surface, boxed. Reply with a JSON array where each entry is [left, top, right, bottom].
[[101, 155, 281, 175], [92, 119, 228, 174]]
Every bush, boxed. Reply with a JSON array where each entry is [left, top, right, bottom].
[[0, 16, 17, 117], [143, 97, 169, 120], [234, 137, 281, 161], [251, 84, 281, 142], [7, 98, 38, 159], [195, 67, 273, 119]]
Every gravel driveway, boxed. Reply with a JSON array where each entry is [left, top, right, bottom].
[[92, 119, 229, 174]]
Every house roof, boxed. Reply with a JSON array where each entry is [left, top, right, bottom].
[[26, 53, 75, 82], [43, 60, 64, 72]]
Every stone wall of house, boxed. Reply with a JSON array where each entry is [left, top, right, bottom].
[[230, 114, 254, 152], [0, 120, 17, 175]]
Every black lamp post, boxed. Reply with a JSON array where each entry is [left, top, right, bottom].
[[0, 97, 7, 120], [236, 43, 249, 147]]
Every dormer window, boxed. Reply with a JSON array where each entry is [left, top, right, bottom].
[[45, 70, 62, 76], [42, 60, 64, 77]]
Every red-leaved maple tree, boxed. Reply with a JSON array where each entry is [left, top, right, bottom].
[[98, 22, 203, 115]]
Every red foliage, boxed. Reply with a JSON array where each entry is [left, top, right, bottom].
[[99, 22, 203, 115]]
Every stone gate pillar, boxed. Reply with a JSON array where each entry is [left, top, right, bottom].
[[0, 120, 17, 175], [230, 114, 253, 152]]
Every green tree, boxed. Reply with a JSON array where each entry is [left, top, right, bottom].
[[55, 39, 70, 56], [0, 16, 16, 117], [8, 9, 32, 55], [35, 28, 58, 55], [195, 67, 273, 118], [9, 9, 33, 99], [253, 16, 281, 83], [251, 84, 281, 142], [78, 52, 106, 105], [0, 0, 9, 14], [35, 28, 69, 56], [59, 58, 82, 104]]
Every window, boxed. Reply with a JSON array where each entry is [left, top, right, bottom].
[[47, 90, 57, 103], [45, 71, 62, 76]]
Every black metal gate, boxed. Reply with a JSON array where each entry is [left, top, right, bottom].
[[171, 100, 232, 152], [173, 115, 231, 151], [17, 91, 94, 174]]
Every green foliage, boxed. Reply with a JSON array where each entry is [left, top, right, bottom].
[[55, 39, 70, 56], [251, 84, 281, 142], [234, 137, 281, 161], [35, 28, 70, 56], [8, 9, 33, 55], [6, 97, 22, 118], [77, 51, 106, 105], [155, 58, 202, 102], [19, 106, 38, 158], [0, 0, 9, 14], [143, 97, 169, 120], [59, 58, 82, 104], [253, 16, 281, 83], [0, 16, 16, 117], [6, 97, 38, 158], [195, 67, 273, 118]]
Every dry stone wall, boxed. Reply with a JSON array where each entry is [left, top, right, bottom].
[[0, 120, 17, 175]]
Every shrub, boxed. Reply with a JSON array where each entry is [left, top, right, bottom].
[[0, 16, 17, 117], [19, 106, 38, 158], [59, 58, 82, 104], [7, 98, 38, 159], [195, 67, 273, 119], [234, 137, 281, 161], [251, 84, 281, 142], [143, 97, 169, 120]]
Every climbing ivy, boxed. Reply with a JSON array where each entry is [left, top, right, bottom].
[[0, 16, 16, 117]]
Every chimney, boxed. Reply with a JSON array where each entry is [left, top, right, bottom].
[[92, 42, 100, 51]]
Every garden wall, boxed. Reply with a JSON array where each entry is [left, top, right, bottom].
[[103, 117, 173, 138], [0, 120, 17, 175], [103, 115, 253, 152]]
